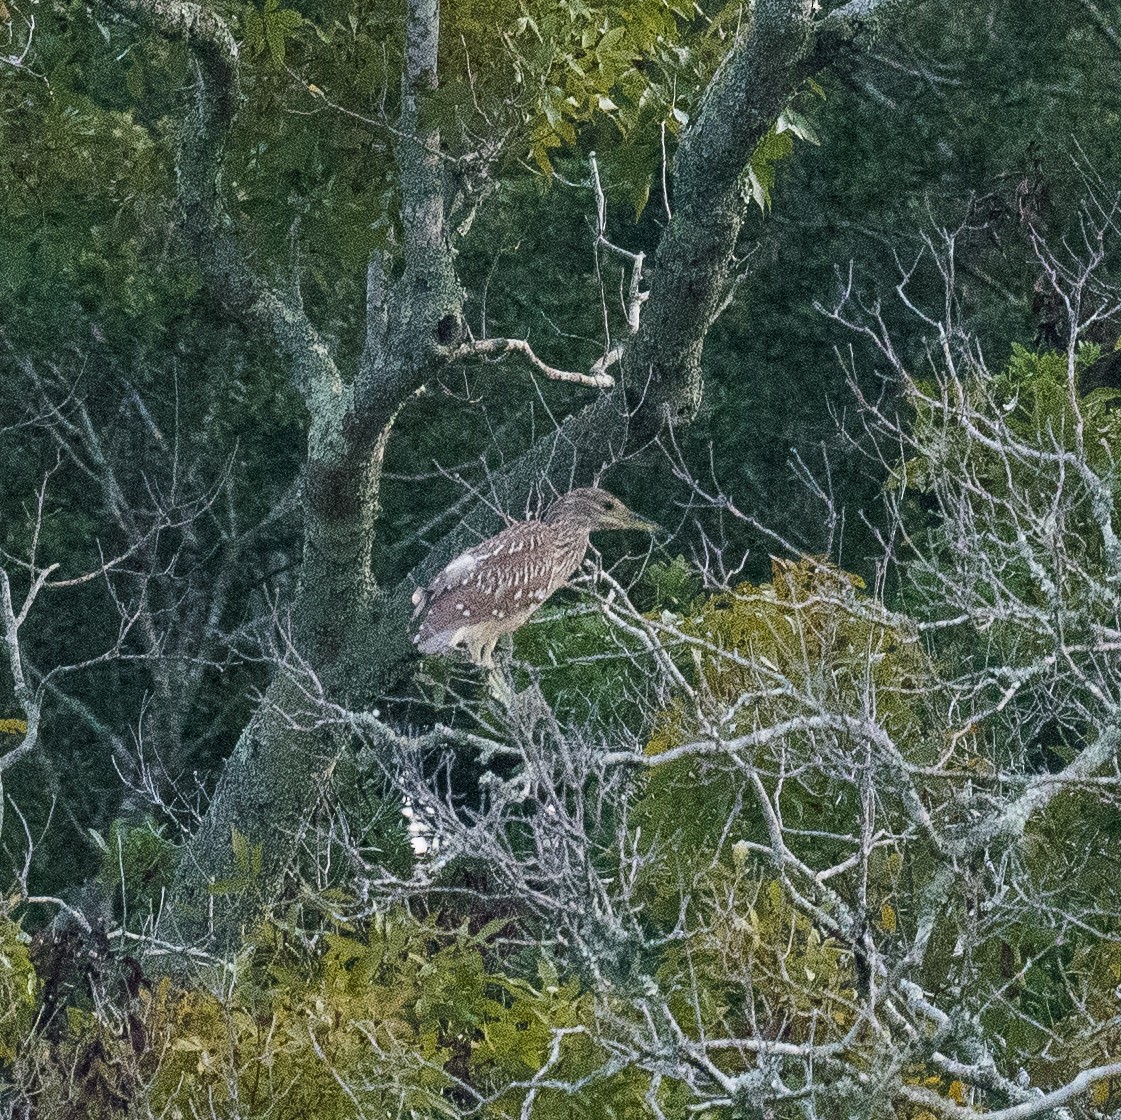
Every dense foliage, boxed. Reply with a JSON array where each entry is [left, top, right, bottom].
[[3, 0, 1121, 1116]]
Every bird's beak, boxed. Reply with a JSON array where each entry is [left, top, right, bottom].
[[608, 505, 660, 534]]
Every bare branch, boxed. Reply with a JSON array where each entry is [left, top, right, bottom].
[[901, 1059, 1121, 1120], [452, 337, 616, 389]]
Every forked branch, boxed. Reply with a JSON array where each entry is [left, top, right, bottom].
[[100, 0, 341, 410]]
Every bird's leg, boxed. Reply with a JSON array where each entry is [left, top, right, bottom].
[[486, 667, 513, 707], [485, 640, 550, 745], [484, 634, 516, 707]]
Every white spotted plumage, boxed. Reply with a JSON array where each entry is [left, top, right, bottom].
[[410, 487, 654, 668], [411, 518, 586, 667]]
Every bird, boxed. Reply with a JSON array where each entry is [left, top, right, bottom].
[[411, 487, 657, 669]]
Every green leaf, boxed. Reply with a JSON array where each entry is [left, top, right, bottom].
[[212, 826, 264, 893], [777, 107, 820, 145], [231, 825, 263, 878], [242, 5, 264, 54], [746, 124, 794, 211], [243, 0, 302, 67]]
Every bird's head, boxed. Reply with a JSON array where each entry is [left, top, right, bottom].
[[543, 487, 658, 534]]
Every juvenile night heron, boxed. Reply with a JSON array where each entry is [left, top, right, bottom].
[[412, 487, 656, 668]]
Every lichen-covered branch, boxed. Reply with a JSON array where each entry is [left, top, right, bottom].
[[100, 0, 341, 411], [452, 337, 616, 389], [349, 0, 464, 440], [900, 1060, 1121, 1120], [0, 566, 51, 775]]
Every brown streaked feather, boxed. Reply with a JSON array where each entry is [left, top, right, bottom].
[[413, 519, 591, 657], [411, 487, 654, 666]]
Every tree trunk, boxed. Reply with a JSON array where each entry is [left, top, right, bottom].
[[162, 417, 388, 949]]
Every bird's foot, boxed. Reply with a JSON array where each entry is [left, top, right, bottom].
[[486, 663, 515, 708]]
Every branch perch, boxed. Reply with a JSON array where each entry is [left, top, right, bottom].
[[453, 337, 616, 389]]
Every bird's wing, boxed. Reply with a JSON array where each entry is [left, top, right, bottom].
[[413, 520, 575, 649], [424, 521, 554, 596]]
